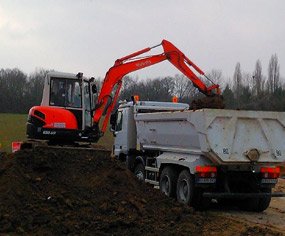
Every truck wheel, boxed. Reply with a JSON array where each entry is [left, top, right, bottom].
[[160, 167, 178, 198], [134, 163, 145, 181], [176, 170, 194, 205], [239, 188, 272, 212]]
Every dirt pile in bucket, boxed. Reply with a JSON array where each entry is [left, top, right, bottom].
[[0, 148, 283, 235], [190, 95, 225, 110]]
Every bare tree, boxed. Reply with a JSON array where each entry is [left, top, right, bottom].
[[0, 68, 27, 113], [253, 60, 263, 96], [267, 54, 280, 94], [243, 72, 254, 92], [206, 69, 224, 88], [173, 74, 197, 100], [25, 68, 50, 108], [233, 62, 242, 107]]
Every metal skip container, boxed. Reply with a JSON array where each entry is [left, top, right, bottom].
[[135, 109, 285, 165]]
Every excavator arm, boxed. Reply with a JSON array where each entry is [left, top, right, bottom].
[[93, 39, 221, 135]]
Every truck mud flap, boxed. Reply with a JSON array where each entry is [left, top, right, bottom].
[[202, 192, 285, 198]]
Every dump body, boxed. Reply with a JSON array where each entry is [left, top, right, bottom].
[[135, 109, 285, 165]]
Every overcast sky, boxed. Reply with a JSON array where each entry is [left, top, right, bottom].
[[0, 0, 284, 82]]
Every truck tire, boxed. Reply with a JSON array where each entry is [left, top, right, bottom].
[[160, 166, 178, 198], [239, 188, 272, 212], [176, 170, 194, 205], [134, 163, 145, 181]]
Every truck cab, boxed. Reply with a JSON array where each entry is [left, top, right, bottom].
[[110, 100, 189, 168]]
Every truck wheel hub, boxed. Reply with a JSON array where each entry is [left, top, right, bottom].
[[136, 171, 144, 181], [161, 176, 170, 195], [178, 179, 189, 201]]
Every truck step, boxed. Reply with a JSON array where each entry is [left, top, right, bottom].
[[145, 179, 159, 186], [145, 166, 159, 172]]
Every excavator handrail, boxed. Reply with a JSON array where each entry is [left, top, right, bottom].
[[93, 39, 221, 135]]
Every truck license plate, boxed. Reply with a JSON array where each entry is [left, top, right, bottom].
[[261, 179, 277, 184]]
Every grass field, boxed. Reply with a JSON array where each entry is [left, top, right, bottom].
[[0, 113, 114, 153], [97, 125, 114, 150], [0, 113, 283, 175], [0, 113, 27, 153]]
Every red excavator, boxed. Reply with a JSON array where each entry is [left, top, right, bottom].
[[26, 39, 221, 144]]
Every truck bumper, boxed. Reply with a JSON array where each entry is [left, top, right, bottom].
[[202, 192, 285, 198]]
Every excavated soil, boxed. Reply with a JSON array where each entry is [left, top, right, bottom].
[[0, 149, 284, 235], [190, 95, 225, 110]]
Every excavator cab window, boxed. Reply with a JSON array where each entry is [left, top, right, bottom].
[[49, 78, 82, 108], [91, 84, 97, 93], [84, 82, 92, 127], [67, 81, 82, 108]]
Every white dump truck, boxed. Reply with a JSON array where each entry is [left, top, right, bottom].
[[110, 100, 285, 211]]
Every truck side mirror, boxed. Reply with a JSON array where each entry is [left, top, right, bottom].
[[110, 112, 117, 132], [91, 84, 97, 94]]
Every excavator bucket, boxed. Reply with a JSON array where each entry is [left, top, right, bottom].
[[190, 95, 225, 110]]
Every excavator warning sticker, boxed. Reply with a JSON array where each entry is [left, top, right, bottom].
[[53, 123, 66, 128]]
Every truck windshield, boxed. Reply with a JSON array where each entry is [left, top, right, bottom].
[[50, 78, 82, 108]]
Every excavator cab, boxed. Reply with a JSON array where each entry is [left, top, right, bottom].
[[26, 71, 98, 143]]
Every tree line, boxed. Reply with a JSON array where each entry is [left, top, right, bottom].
[[120, 54, 284, 111], [0, 53, 283, 114], [0, 68, 49, 113]]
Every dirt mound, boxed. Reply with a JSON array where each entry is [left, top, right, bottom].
[[274, 178, 285, 193], [0, 149, 283, 235], [191, 95, 225, 110], [0, 149, 201, 235]]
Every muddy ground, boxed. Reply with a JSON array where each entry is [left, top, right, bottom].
[[0, 149, 284, 235]]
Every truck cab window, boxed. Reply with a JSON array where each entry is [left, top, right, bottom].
[[116, 111, 123, 131]]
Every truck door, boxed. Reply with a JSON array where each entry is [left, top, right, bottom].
[[113, 109, 127, 156]]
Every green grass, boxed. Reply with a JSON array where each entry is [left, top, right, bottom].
[[0, 113, 27, 153], [97, 127, 114, 150], [0, 113, 114, 153]]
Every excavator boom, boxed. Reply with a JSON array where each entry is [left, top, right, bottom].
[[93, 39, 221, 136], [23, 39, 222, 147]]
